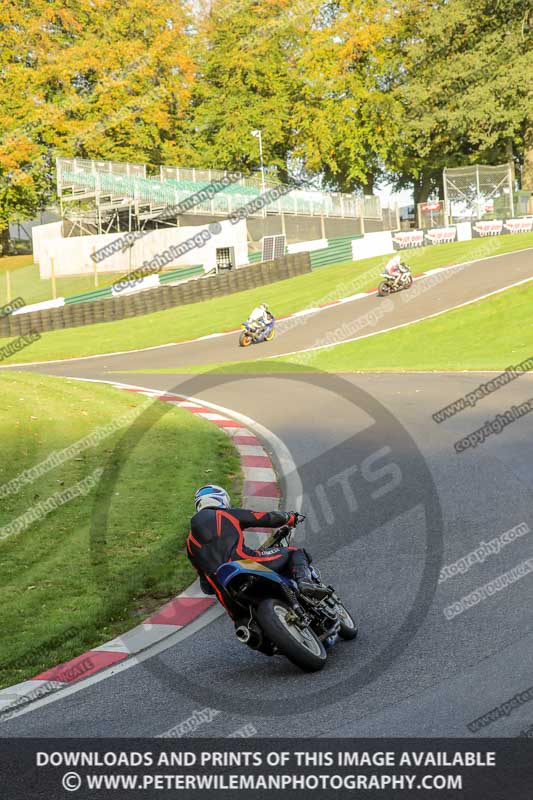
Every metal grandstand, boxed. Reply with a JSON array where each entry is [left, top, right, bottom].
[[56, 158, 382, 236]]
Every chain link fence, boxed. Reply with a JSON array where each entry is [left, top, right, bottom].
[[443, 163, 515, 223]]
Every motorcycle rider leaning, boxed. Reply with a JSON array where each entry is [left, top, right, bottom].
[[246, 302, 272, 336], [384, 254, 410, 287], [187, 485, 327, 611]]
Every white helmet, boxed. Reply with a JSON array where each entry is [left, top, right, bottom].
[[194, 484, 231, 512], [260, 303, 269, 312]]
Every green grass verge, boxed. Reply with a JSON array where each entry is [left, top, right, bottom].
[[121, 280, 533, 374], [1, 233, 532, 365], [0, 372, 241, 689], [0, 261, 126, 307], [295, 279, 533, 372], [0, 255, 34, 273]]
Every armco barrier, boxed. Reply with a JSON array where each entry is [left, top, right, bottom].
[[310, 234, 363, 269], [0, 253, 311, 337], [64, 286, 113, 304], [158, 265, 203, 284], [63, 265, 204, 304]]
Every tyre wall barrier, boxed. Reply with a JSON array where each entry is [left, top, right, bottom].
[[0, 253, 310, 337]]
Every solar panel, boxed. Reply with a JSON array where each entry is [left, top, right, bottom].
[[261, 234, 286, 261]]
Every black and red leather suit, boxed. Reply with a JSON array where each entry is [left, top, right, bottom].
[[186, 507, 310, 608]]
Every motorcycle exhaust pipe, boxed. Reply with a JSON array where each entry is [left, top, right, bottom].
[[235, 625, 251, 644]]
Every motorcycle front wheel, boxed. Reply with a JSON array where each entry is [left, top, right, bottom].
[[239, 332, 253, 347], [265, 328, 275, 342], [403, 275, 413, 289], [256, 598, 327, 672], [335, 601, 358, 640], [378, 281, 392, 296]]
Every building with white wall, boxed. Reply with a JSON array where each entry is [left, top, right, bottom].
[[32, 218, 248, 278]]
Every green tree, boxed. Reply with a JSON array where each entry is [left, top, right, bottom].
[[187, 0, 311, 179], [387, 0, 533, 201]]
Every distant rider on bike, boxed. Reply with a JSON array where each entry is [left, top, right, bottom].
[[187, 485, 327, 610], [384, 255, 411, 288], [246, 303, 272, 337]]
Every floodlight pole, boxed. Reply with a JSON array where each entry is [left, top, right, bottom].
[[251, 130, 266, 195], [443, 168, 449, 225], [476, 165, 481, 220]]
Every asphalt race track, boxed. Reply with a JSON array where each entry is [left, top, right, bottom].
[[1, 247, 532, 738], [18, 246, 533, 372]]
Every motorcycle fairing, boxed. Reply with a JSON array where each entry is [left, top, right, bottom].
[[240, 318, 275, 342], [216, 558, 291, 589]]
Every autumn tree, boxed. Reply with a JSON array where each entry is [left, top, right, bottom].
[[289, 0, 398, 193], [0, 0, 195, 252]]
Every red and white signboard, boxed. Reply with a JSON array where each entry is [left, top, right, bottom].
[[503, 217, 533, 234], [472, 220, 504, 237], [420, 201, 441, 213], [392, 230, 424, 249], [425, 227, 457, 244]]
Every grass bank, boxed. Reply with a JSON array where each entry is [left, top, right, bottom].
[[0, 372, 241, 689], [0, 260, 124, 307]]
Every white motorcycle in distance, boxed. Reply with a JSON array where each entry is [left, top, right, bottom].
[[378, 262, 413, 296]]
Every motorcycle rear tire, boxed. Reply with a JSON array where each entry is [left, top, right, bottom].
[[256, 598, 327, 672], [378, 281, 392, 296], [239, 332, 253, 347]]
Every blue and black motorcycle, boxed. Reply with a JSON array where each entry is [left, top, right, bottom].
[[238, 316, 275, 347], [215, 515, 358, 672]]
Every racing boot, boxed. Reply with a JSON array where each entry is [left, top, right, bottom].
[[291, 563, 329, 599]]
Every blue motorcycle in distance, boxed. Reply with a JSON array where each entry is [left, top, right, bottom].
[[238, 316, 275, 347], [215, 515, 358, 672]]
